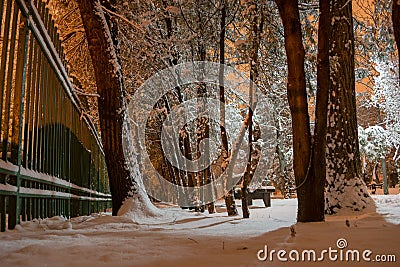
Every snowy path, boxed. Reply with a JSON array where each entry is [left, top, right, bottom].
[[0, 196, 399, 266], [372, 194, 400, 225]]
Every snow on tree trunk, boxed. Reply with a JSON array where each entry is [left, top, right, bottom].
[[78, 0, 157, 218], [118, 118, 163, 220], [275, 136, 291, 199], [325, 0, 374, 215], [219, 3, 238, 216]]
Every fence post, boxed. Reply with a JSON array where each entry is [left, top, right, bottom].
[[8, 7, 30, 227]]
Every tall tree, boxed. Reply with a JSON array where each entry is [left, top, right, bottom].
[[241, 0, 264, 219], [325, 0, 374, 214], [311, 0, 330, 220], [393, 0, 400, 85], [275, 0, 325, 222], [255, 1, 294, 198], [219, 0, 238, 216], [78, 0, 153, 215]]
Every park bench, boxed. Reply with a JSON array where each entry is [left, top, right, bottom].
[[234, 186, 276, 207], [368, 183, 383, 194]]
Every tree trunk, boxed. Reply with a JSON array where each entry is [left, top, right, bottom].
[[393, 0, 400, 86], [242, 1, 262, 219], [161, 0, 196, 201], [276, 130, 290, 198], [372, 162, 378, 183], [275, 0, 325, 222], [219, 2, 238, 216], [325, 0, 374, 214], [308, 0, 331, 221], [78, 0, 153, 215], [382, 158, 388, 195], [196, 85, 215, 213]]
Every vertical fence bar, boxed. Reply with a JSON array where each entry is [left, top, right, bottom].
[[4, 1, 20, 228], [11, 16, 29, 163], [28, 40, 37, 170], [0, 0, 12, 146], [10, 9, 30, 226], [32, 42, 43, 172], [66, 101, 71, 218], [48, 196, 52, 217], [28, 193, 31, 220], [21, 189, 26, 221], [42, 57, 49, 175], [42, 4, 51, 176], [1, 0, 19, 161], [0, 194, 5, 231], [8, 193, 17, 229], [48, 17, 55, 178], [47, 69, 53, 176], [22, 16, 35, 169], [54, 77, 60, 178], [51, 77, 56, 178], [32, 194, 37, 219], [61, 90, 66, 181], [35, 0, 45, 173], [37, 43, 44, 175], [42, 60, 50, 174], [26, 192, 31, 221]]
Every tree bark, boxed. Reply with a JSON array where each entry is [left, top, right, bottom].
[[309, 0, 331, 221], [242, 1, 262, 219], [275, 0, 324, 222], [275, 132, 290, 198], [195, 83, 214, 212], [393, 0, 400, 86], [219, 1, 238, 216], [78, 0, 150, 215], [325, 0, 373, 214]]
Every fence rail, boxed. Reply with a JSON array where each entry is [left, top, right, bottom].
[[0, 0, 111, 232]]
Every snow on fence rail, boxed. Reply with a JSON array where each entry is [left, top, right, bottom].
[[0, 0, 111, 232]]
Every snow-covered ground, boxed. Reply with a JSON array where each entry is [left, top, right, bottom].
[[372, 194, 400, 224], [0, 196, 399, 267]]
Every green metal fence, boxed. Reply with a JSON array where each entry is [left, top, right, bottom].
[[0, 0, 111, 232]]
